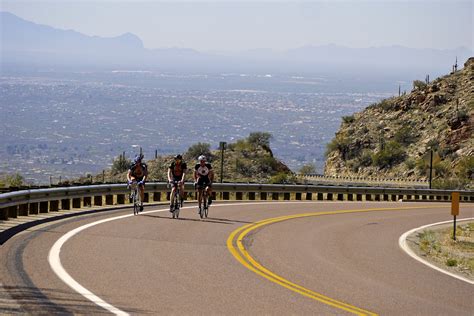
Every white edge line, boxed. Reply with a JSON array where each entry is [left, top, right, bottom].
[[399, 218, 474, 285]]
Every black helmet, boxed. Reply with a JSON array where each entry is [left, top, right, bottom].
[[174, 154, 183, 160]]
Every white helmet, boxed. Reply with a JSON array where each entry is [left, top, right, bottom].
[[198, 155, 207, 162]]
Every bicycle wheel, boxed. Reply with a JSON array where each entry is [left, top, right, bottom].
[[133, 191, 139, 215], [201, 192, 207, 219], [172, 192, 180, 219]]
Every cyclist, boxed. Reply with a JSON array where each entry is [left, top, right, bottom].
[[194, 155, 214, 212], [167, 154, 187, 212], [127, 154, 147, 212]]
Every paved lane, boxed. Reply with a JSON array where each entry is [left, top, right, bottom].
[[1, 201, 472, 315]]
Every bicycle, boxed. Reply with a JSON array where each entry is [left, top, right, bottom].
[[128, 180, 142, 215], [169, 181, 182, 219], [196, 183, 209, 219]]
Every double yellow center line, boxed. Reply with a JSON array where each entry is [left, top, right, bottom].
[[226, 206, 440, 315]]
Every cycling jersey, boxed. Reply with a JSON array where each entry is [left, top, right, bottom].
[[129, 162, 148, 180], [195, 163, 212, 178], [169, 161, 187, 180]]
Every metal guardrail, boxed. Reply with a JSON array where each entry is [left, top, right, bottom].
[[299, 174, 429, 188], [1, 182, 473, 221]]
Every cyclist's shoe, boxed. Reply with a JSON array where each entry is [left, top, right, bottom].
[[208, 196, 212, 206], [140, 205, 144, 212]]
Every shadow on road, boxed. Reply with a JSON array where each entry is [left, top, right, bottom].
[[0, 285, 148, 315], [141, 214, 252, 225]]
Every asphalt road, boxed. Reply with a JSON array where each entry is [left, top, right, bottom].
[[1, 201, 473, 315]]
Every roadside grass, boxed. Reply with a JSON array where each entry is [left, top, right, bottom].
[[416, 222, 473, 277]]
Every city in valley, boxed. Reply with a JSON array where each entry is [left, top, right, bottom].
[[1, 71, 390, 184]]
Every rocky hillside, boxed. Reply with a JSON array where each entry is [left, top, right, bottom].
[[79, 132, 293, 185], [325, 57, 473, 189]]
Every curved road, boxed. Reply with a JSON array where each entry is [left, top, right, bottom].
[[1, 201, 473, 315]]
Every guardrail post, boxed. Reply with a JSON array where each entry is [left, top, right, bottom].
[[105, 195, 114, 205], [73, 198, 82, 208], [117, 194, 125, 205], [61, 199, 70, 210], [153, 192, 161, 202], [327, 193, 333, 201], [29, 203, 39, 215], [94, 196, 103, 206], [249, 192, 256, 200], [83, 197, 92, 207], [40, 201, 49, 213], [0, 208, 8, 220], [19, 204, 29, 216], [8, 206, 18, 218], [50, 200, 59, 212]]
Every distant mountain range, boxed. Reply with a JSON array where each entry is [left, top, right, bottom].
[[1, 11, 472, 75]]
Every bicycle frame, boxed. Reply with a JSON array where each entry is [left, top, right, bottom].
[[129, 181, 141, 215]]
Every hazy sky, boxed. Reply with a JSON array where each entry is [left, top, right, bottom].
[[1, 0, 472, 52]]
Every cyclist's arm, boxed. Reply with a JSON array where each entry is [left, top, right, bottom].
[[127, 169, 132, 182], [167, 168, 173, 182], [142, 165, 148, 183], [193, 170, 198, 182]]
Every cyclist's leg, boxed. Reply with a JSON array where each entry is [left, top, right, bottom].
[[206, 180, 213, 205], [129, 177, 137, 202], [179, 182, 185, 201], [170, 185, 176, 211], [138, 180, 144, 211]]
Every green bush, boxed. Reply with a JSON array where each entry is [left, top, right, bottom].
[[268, 172, 296, 184], [186, 142, 212, 161], [342, 115, 355, 124], [111, 154, 131, 175], [372, 141, 406, 169], [299, 163, 316, 174], [446, 259, 458, 267], [0, 173, 24, 188], [413, 80, 427, 90], [248, 132, 272, 148], [455, 156, 474, 180], [394, 125, 417, 145]]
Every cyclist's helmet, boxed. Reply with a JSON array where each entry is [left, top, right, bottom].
[[134, 154, 143, 164], [174, 154, 183, 160], [198, 155, 206, 162]]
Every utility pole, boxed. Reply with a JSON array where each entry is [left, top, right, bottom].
[[219, 142, 227, 183], [429, 149, 433, 189]]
